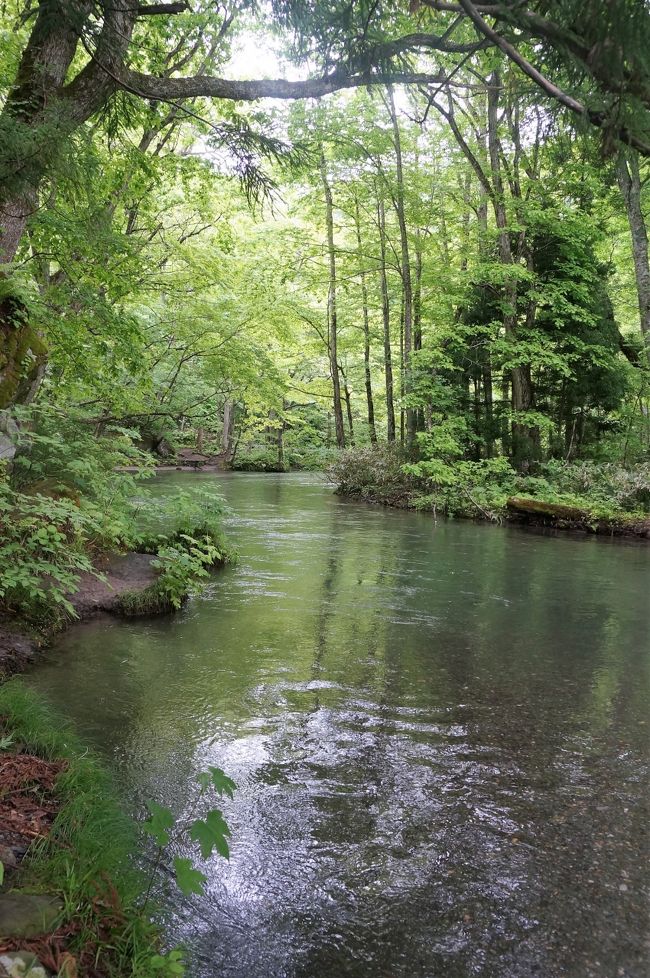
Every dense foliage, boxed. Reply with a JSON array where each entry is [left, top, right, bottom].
[[0, 0, 649, 594]]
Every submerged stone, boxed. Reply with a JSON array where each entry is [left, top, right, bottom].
[[0, 891, 61, 938]]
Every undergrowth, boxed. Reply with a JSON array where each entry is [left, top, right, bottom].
[[330, 444, 650, 525], [0, 407, 235, 627], [0, 680, 184, 977]]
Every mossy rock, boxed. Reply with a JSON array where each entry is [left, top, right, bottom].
[[0, 891, 62, 938]]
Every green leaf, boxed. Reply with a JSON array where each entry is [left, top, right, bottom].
[[173, 856, 207, 896], [143, 800, 174, 847], [197, 766, 237, 799], [189, 809, 231, 860]]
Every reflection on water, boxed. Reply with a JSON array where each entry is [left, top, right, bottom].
[[27, 473, 650, 977]]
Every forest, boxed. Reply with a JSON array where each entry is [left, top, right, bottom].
[[0, 2, 649, 977], [1, 1, 650, 523]]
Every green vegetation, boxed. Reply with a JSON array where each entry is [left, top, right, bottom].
[[0, 681, 236, 974], [0, 407, 232, 627], [1, 2, 650, 971], [1, 3, 648, 527], [331, 446, 650, 527], [0, 0, 650, 524], [142, 766, 236, 901], [0, 680, 188, 976]]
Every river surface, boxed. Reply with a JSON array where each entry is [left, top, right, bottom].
[[26, 473, 650, 978]]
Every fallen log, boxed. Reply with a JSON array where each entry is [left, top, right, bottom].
[[506, 497, 587, 523], [505, 496, 650, 539]]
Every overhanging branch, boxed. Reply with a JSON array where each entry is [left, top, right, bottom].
[[117, 67, 447, 102], [137, 2, 190, 14], [455, 0, 650, 156]]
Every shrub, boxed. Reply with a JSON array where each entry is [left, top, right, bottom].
[[329, 443, 419, 504], [0, 408, 233, 625], [11, 405, 153, 551], [540, 460, 650, 514], [0, 478, 97, 623], [231, 446, 287, 472]]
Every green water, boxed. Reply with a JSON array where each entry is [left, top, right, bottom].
[[27, 473, 650, 977]]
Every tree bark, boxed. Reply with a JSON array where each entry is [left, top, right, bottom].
[[221, 400, 235, 456], [617, 151, 650, 366], [386, 85, 416, 445], [320, 151, 346, 449], [354, 200, 377, 443], [486, 72, 536, 469], [339, 363, 355, 445], [378, 197, 396, 442]]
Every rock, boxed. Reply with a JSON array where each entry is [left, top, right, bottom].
[[0, 411, 19, 440], [56, 954, 77, 978], [0, 846, 18, 870], [0, 891, 61, 938], [57, 951, 79, 978], [0, 433, 16, 462], [0, 951, 50, 977], [0, 411, 19, 462], [154, 437, 173, 457]]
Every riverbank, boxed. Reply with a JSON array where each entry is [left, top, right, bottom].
[[330, 448, 650, 542], [0, 519, 236, 680], [0, 681, 176, 978], [0, 531, 233, 973], [0, 550, 166, 679], [337, 487, 650, 540]]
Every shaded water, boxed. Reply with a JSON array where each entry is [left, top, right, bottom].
[[27, 473, 650, 977]]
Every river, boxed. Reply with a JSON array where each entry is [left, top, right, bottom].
[[26, 472, 650, 977]]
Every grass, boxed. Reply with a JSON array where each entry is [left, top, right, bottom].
[[0, 680, 183, 977], [113, 582, 179, 616]]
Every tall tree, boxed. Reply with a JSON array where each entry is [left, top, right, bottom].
[[320, 151, 346, 448]]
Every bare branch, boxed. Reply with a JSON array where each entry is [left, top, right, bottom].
[[137, 2, 190, 14]]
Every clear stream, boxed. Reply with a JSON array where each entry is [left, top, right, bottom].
[[26, 473, 650, 978]]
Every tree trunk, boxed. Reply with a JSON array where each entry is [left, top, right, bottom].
[[476, 183, 495, 456], [354, 200, 377, 442], [617, 151, 650, 366], [487, 73, 536, 469], [378, 197, 396, 443], [339, 364, 355, 445], [221, 400, 235, 457], [0, 0, 135, 405], [399, 291, 405, 444], [320, 151, 346, 449], [387, 85, 416, 445], [277, 401, 286, 469]]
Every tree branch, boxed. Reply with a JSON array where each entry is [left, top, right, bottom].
[[455, 0, 650, 156], [117, 67, 447, 102], [137, 2, 189, 15]]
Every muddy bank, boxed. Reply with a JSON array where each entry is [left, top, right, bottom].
[[0, 553, 159, 679]]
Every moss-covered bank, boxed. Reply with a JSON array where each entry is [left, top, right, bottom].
[[0, 680, 180, 977]]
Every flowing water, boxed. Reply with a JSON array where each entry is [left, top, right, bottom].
[[26, 473, 650, 977]]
